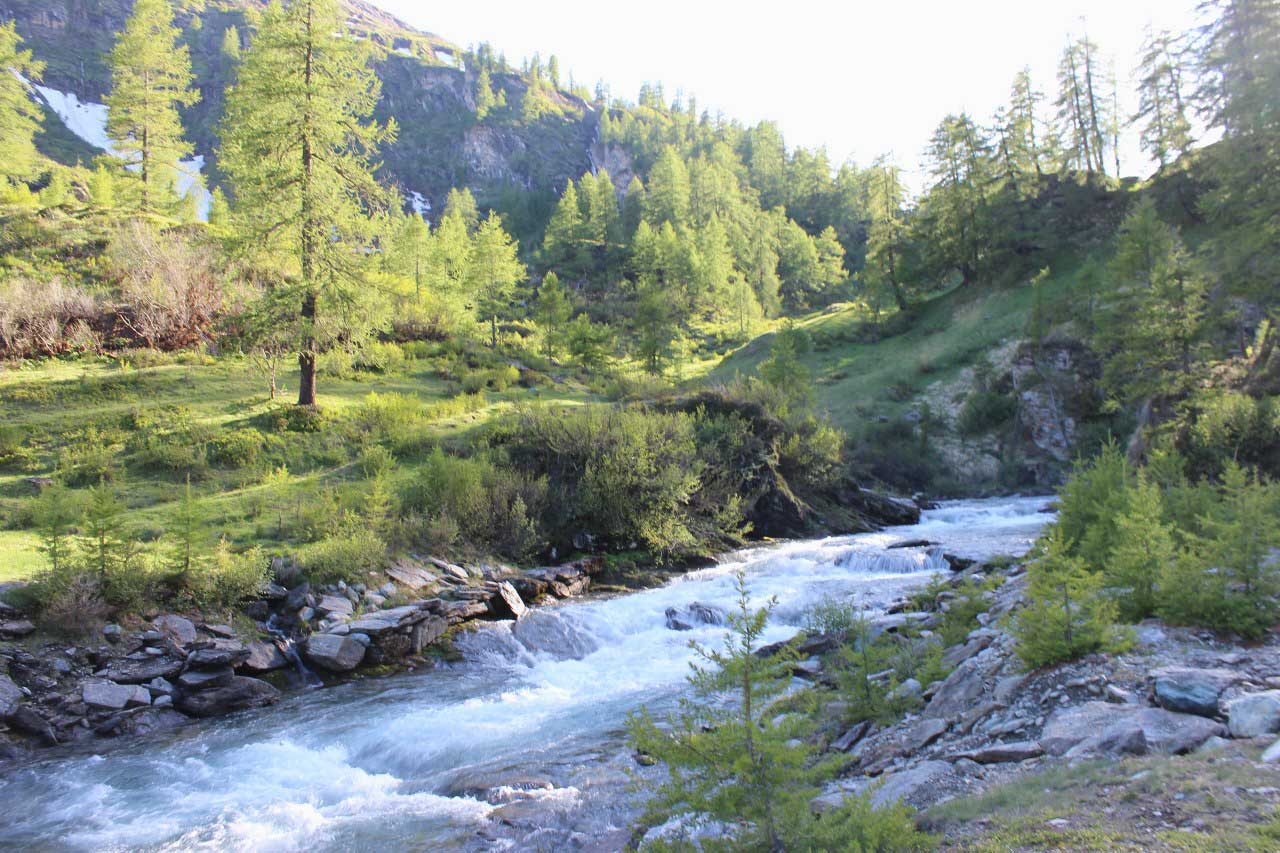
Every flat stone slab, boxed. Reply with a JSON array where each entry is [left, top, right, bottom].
[[304, 633, 366, 672], [1042, 701, 1225, 756], [953, 740, 1044, 764], [83, 680, 150, 710]]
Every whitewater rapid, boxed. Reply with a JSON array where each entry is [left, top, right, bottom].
[[0, 496, 1051, 850]]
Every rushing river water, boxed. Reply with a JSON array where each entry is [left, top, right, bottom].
[[0, 496, 1051, 851]]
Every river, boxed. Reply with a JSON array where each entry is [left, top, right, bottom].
[[0, 496, 1051, 851]]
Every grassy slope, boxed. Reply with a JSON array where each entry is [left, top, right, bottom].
[[708, 258, 1085, 438], [0, 354, 596, 581]]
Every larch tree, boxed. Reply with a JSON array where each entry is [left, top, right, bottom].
[[645, 146, 691, 226], [0, 22, 44, 182], [474, 64, 497, 119], [1135, 27, 1195, 167], [1006, 67, 1047, 178], [106, 0, 200, 214], [1055, 34, 1111, 175], [219, 0, 395, 407], [467, 212, 526, 347], [863, 155, 909, 310], [922, 113, 994, 286], [533, 271, 572, 356]]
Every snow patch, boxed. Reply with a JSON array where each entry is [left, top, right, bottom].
[[28, 79, 211, 221]]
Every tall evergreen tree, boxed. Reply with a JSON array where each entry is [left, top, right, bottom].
[[863, 156, 909, 310], [1006, 67, 1048, 178], [922, 113, 994, 285], [106, 0, 200, 213], [543, 179, 583, 271], [474, 64, 497, 119], [533, 271, 572, 357], [1135, 27, 1195, 167], [1055, 34, 1111, 174], [1099, 199, 1208, 402], [0, 22, 44, 182], [219, 0, 394, 407], [645, 146, 691, 226], [467, 212, 526, 346]]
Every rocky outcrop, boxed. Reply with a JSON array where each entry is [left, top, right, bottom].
[[1011, 340, 1101, 486], [1151, 666, 1239, 717], [1040, 702, 1225, 756]]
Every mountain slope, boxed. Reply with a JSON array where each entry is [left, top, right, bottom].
[[0, 0, 598, 218]]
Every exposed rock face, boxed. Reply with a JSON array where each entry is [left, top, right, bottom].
[[1011, 340, 1100, 485], [870, 760, 956, 809], [304, 634, 367, 673]]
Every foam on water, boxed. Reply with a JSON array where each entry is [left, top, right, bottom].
[[0, 496, 1050, 850]]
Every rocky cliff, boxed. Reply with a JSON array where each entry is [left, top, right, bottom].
[[0, 0, 599, 216]]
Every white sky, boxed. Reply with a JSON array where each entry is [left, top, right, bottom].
[[374, 0, 1204, 187]]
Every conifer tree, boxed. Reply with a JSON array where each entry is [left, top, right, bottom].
[[1099, 199, 1207, 402], [1135, 28, 1194, 168], [1106, 476, 1177, 621], [106, 0, 200, 214], [1006, 67, 1047, 178], [34, 484, 79, 577], [474, 64, 496, 119], [0, 23, 45, 182], [220, 0, 394, 407], [922, 113, 994, 285], [467, 212, 526, 346], [171, 474, 205, 581], [543, 179, 582, 269], [442, 186, 479, 231], [83, 478, 129, 583], [645, 146, 691, 226], [1055, 34, 1111, 174], [621, 175, 646, 238], [533, 271, 572, 357], [864, 156, 909, 310], [1014, 527, 1128, 667], [221, 25, 241, 63]]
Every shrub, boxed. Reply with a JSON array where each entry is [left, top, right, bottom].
[[1055, 441, 1131, 569], [357, 444, 396, 479], [188, 542, 270, 611], [299, 527, 387, 584], [1177, 390, 1280, 481], [1159, 464, 1280, 639], [353, 340, 406, 373], [1104, 477, 1177, 621], [107, 221, 222, 350], [1014, 527, 1131, 668], [208, 428, 265, 468], [57, 427, 122, 486], [38, 573, 110, 637], [957, 389, 1018, 435], [499, 406, 701, 553]]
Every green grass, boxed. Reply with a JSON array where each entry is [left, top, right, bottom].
[[0, 349, 598, 582], [707, 261, 1086, 436]]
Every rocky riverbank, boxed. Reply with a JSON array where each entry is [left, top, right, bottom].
[[0, 554, 611, 763], [789, 554, 1280, 840]]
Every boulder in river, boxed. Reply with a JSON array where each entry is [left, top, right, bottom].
[[241, 639, 289, 674], [664, 602, 726, 631], [303, 633, 367, 672], [153, 614, 197, 647], [176, 676, 281, 717]]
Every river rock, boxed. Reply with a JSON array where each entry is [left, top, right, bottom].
[[386, 560, 438, 591], [954, 740, 1045, 764], [177, 668, 235, 691], [1225, 691, 1280, 738], [283, 582, 310, 612], [1152, 666, 1238, 717], [924, 654, 998, 719], [241, 639, 289, 673], [304, 633, 366, 672], [154, 614, 197, 647], [1263, 738, 1280, 763], [832, 720, 871, 752], [0, 674, 23, 717], [176, 676, 281, 717], [83, 680, 149, 710], [0, 619, 36, 638], [1041, 702, 1224, 756], [98, 656, 185, 684], [494, 581, 528, 620], [186, 645, 249, 669], [102, 624, 124, 644], [664, 602, 726, 631], [906, 717, 948, 750], [316, 595, 354, 619]]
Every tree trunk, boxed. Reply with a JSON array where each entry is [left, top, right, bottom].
[[297, 2, 318, 408]]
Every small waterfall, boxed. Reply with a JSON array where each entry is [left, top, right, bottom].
[[266, 614, 324, 688], [835, 545, 952, 574]]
